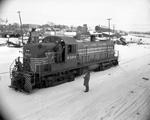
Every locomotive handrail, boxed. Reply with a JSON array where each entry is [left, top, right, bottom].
[[9, 57, 18, 79], [9, 56, 35, 76], [9, 57, 23, 79]]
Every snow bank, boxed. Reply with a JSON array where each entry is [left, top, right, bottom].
[[0, 46, 21, 73], [0, 38, 8, 45]]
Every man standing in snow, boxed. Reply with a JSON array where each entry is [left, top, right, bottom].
[[83, 70, 90, 92]]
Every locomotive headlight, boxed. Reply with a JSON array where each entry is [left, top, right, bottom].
[[26, 49, 30, 53], [25, 49, 31, 56]]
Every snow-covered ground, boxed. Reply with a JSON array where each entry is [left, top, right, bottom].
[[123, 34, 150, 44], [0, 38, 150, 120]]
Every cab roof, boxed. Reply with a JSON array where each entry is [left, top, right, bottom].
[[42, 36, 77, 45]]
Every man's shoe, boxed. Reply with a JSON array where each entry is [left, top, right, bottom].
[[84, 90, 88, 92]]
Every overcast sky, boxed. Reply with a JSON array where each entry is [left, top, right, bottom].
[[0, 0, 150, 32]]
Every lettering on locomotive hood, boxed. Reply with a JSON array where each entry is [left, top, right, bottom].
[[67, 55, 76, 60], [45, 52, 55, 63]]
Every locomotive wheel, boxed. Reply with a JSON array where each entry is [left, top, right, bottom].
[[76, 68, 84, 76], [43, 79, 52, 88], [44, 80, 49, 88], [99, 63, 104, 71], [115, 60, 119, 65], [68, 74, 75, 82], [113, 60, 118, 66]]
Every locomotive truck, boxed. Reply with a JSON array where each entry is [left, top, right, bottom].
[[9, 35, 119, 93]]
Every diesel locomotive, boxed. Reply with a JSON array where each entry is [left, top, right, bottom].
[[9, 35, 119, 93]]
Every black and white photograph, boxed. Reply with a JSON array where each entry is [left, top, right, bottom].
[[0, 0, 150, 120]]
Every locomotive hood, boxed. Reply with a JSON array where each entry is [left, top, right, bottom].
[[23, 43, 56, 58], [42, 36, 77, 45], [23, 36, 77, 58]]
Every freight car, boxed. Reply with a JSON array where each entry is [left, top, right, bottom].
[[9, 35, 119, 93]]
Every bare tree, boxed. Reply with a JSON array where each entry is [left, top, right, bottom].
[[0, 18, 7, 25]]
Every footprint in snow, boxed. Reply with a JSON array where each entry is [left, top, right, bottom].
[[130, 90, 134, 93], [136, 112, 140, 115], [142, 77, 149, 81]]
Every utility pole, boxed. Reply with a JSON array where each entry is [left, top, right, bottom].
[[107, 18, 112, 40], [113, 24, 115, 33], [17, 11, 23, 45]]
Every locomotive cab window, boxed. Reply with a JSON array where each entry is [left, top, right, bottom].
[[67, 45, 76, 54]]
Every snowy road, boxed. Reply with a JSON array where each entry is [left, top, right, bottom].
[[0, 44, 150, 120]]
